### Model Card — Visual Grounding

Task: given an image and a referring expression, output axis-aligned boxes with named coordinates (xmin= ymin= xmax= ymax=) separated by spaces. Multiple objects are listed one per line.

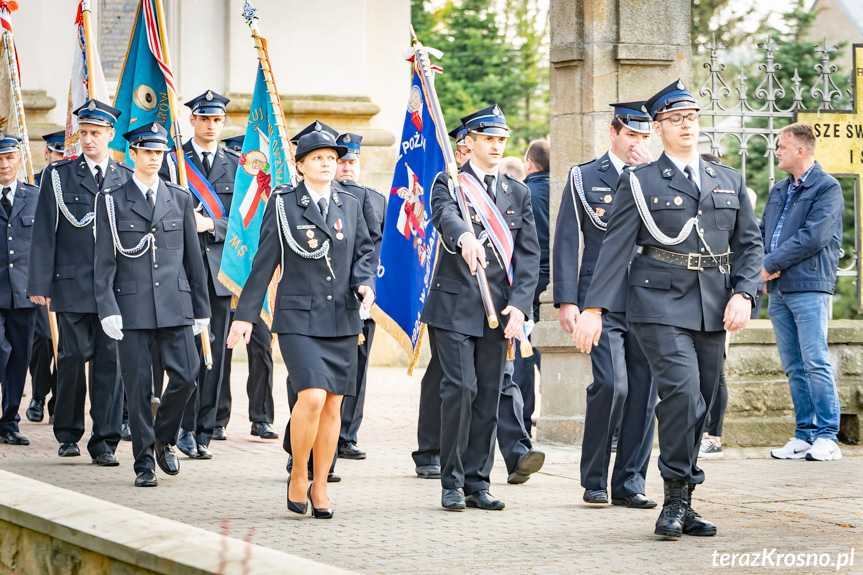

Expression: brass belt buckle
xmin=686 ymin=253 xmax=701 ymax=270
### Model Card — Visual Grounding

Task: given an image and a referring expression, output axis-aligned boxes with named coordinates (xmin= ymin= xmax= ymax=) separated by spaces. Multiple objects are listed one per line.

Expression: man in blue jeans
xmin=761 ymin=122 xmax=843 ymax=462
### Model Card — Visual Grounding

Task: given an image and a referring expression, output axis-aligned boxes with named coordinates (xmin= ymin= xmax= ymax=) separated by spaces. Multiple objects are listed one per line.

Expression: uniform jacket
xmin=160 ymin=140 xmax=239 ymax=297
xmin=0 ymin=181 xmax=39 ymax=309
xmin=760 ymin=162 xmax=842 ymax=294
xmin=233 ymin=181 xmax=376 ymax=337
xmin=420 ymin=162 xmax=540 ymax=338
xmin=338 ymin=179 xmax=386 ymax=266
xmin=27 ymin=155 xmax=133 ymax=314
xmin=93 ymin=178 xmax=210 ymax=329
xmin=553 ymin=153 xmax=629 ymax=312
xmin=584 ymin=152 xmax=762 ymax=332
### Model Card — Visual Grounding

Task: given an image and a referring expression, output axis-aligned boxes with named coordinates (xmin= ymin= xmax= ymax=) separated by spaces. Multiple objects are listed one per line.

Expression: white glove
xmin=359 ymin=305 xmax=371 ymax=321
xmin=523 ymin=318 xmax=535 ymax=338
xmin=101 ymin=315 xmax=124 ymax=341
xmin=192 ymin=318 xmax=210 ymax=336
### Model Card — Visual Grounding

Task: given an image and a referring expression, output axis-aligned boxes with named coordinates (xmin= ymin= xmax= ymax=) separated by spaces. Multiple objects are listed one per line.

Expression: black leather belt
xmin=639 ymin=246 xmax=730 ymax=270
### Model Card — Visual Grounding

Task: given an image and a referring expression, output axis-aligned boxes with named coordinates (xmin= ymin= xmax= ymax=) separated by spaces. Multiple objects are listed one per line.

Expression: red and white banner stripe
xmin=141 ymin=0 xmax=176 ymax=95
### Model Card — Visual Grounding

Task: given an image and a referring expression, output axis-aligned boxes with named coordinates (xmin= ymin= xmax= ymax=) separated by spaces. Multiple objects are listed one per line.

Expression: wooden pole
xmin=81 ymin=0 xmax=96 ymax=99
xmin=153 ymin=0 xmax=213 ymax=369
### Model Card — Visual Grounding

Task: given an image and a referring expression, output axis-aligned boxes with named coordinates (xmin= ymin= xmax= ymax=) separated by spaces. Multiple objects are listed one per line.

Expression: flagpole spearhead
xmin=242 ymin=0 xmax=259 ymax=28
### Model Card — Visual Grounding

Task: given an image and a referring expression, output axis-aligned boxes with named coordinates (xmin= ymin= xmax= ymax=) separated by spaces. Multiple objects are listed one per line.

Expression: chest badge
xmin=673 ymin=196 xmax=683 ymax=206
xmin=604 ymin=194 xmax=612 ymax=204
xmin=308 ymin=238 xmax=319 ymax=249
xmin=596 ymin=207 xmax=606 ymax=217
xmin=334 ymin=218 xmax=344 ymax=241
xmin=305 ymin=230 xmax=315 ymax=238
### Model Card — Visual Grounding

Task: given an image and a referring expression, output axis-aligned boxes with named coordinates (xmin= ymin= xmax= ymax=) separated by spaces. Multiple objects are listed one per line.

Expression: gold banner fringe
xmin=370 ymin=303 xmax=425 ymax=376
xmin=217 ymin=269 xmax=275 ymax=330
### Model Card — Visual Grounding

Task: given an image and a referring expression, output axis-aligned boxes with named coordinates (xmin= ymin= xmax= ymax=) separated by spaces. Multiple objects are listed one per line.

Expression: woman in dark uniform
xmin=227 ymin=130 xmax=375 ymax=518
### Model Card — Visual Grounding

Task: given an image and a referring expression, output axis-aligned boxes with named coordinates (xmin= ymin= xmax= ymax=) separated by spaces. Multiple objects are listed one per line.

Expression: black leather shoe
xmin=286 ymin=479 xmax=308 ymax=515
xmin=196 ymin=444 xmax=213 ymax=460
xmin=416 ymin=464 xmax=441 ymax=479
xmin=612 ymin=493 xmax=658 ymax=509
xmin=91 ymin=452 xmax=119 ymax=466
xmin=309 ymin=485 xmax=334 ymax=519
xmin=306 ymin=470 xmax=342 ymax=483
xmin=176 ymin=429 xmax=198 ymax=458
xmin=154 ymin=440 xmax=180 ymax=475
xmin=654 ymin=480 xmax=688 ymax=538
xmin=212 ymin=426 xmax=227 ymax=441
xmin=286 ymin=456 xmax=292 ymax=474
xmin=465 ymin=489 xmax=505 ymax=511
xmin=338 ymin=442 xmax=367 ymax=460
xmin=135 ymin=469 xmax=158 ymax=487
xmin=507 ymin=449 xmax=545 ymax=484
xmin=120 ymin=422 xmax=132 ymax=441
xmin=251 ymin=422 xmax=279 ymax=439
xmin=441 ymin=488 xmax=466 ymax=511
xmin=0 ymin=431 xmax=29 ymax=445
xmin=58 ymin=443 xmax=80 ymax=457
xmin=583 ymin=489 xmax=609 ymax=504
xmin=25 ymin=399 xmax=44 ymax=423
xmin=683 ymin=483 xmax=717 ymax=536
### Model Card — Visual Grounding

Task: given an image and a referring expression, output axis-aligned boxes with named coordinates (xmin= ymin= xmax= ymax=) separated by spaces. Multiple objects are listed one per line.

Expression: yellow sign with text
xmin=797 ymin=44 xmax=863 ymax=309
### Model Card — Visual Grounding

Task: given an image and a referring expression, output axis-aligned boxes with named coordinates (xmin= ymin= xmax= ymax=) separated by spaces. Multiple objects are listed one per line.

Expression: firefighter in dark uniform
xmin=160 ymin=90 xmax=238 ymax=457
xmin=27 ymin=99 xmax=131 ymax=463
xmin=333 ymin=132 xmax=386 ymax=461
xmin=554 ymin=101 xmax=658 ymax=508
xmin=0 ymin=133 xmax=39 ymax=445
xmin=574 ymin=80 xmax=762 ymax=538
xmin=94 ymin=122 xmax=210 ymax=487
xmin=227 ymin=129 xmax=376 ymax=518
xmin=26 ymin=129 xmax=66 ymax=424
xmin=215 ymin=133 xmax=278 ymax=441
xmin=422 ymin=105 xmax=540 ymax=511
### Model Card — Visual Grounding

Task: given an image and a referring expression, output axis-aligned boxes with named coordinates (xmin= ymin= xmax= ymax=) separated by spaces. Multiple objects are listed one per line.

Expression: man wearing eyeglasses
xmin=574 ymin=80 xmax=762 ymax=539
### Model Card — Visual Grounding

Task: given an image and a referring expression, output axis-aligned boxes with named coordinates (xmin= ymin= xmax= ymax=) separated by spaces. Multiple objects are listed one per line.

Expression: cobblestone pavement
xmin=1 ymin=363 xmax=861 ymax=574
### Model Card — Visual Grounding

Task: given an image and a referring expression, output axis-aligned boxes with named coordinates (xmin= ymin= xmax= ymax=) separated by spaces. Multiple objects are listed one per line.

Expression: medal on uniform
xmin=335 ymin=218 xmax=344 ymax=240
xmin=596 ymin=207 xmax=606 ymax=217
xmin=308 ymin=238 xmax=319 ymax=248
xmin=604 ymin=194 xmax=612 ymax=203
xmin=305 ymin=230 xmax=315 ymax=238
xmin=673 ymin=196 xmax=683 ymax=206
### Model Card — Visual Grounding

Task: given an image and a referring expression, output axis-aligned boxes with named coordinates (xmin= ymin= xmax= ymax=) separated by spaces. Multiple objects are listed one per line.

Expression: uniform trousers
xmin=53 ymin=312 xmax=122 ymax=457
xmin=433 ymin=324 xmax=507 ymax=494
xmin=632 ymin=323 xmax=725 ymax=484
xmin=496 ymin=359 xmax=533 ymax=475
xmin=0 ymin=307 xmax=36 ymax=433
xmin=182 ymin=279 xmax=230 ymax=445
xmin=339 ymin=319 xmax=375 ymax=445
xmin=29 ymin=306 xmax=56 ymax=415
xmin=511 ymin=280 xmax=545 ymax=434
xmin=219 ymin=314 xmax=275 ymax=426
xmin=120 ymin=327 xmax=199 ymax=474
xmin=580 ymin=312 xmax=656 ymax=497
xmin=412 ymin=328 xmax=442 ymax=468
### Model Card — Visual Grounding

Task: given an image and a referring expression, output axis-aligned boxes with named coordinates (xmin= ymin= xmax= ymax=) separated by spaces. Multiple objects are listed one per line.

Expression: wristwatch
xmin=735 ymin=291 xmax=756 ymax=308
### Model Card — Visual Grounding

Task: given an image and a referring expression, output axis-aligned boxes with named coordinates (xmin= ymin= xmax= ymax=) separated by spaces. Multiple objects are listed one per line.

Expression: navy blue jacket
xmin=760 ymin=162 xmax=842 ymax=294
xmin=0 ymin=181 xmax=39 ymax=309
xmin=525 ymin=171 xmax=549 ymax=280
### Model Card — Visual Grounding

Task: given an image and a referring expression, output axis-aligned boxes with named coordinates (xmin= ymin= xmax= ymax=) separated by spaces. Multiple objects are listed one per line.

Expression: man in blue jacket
xmin=762 ymin=123 xmax=843 ymax=462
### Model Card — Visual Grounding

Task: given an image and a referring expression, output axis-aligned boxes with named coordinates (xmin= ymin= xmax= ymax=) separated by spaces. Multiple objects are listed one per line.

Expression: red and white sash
xmin=458 ymin=172 xmax=514 ymax=284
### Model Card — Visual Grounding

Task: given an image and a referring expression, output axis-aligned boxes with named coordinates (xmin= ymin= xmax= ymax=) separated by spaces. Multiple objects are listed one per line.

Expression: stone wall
xmin=534 ymin=317 xmax=863 ymax=447
xmin=0 ymin=470 xmax=348 ymax=575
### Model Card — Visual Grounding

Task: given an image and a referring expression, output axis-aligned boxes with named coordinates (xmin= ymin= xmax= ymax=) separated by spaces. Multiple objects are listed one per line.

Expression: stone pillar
xmin=534 ymin=0 xmax=692 ymax=444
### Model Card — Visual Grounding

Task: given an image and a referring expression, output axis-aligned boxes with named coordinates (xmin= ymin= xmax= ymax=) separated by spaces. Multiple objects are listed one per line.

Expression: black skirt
xmin=278 ymin=333 xmax=358 ymax=396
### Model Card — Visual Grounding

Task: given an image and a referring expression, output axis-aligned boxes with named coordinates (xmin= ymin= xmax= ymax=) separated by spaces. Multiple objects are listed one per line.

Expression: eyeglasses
xmin=658 ymin=113 xmax=699 ymax=126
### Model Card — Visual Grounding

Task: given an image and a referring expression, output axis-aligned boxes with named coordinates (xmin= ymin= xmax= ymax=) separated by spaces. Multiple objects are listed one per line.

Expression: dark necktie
xmin=201 ymin=151 xmax=211 ymax=176
xmin=146 ymin=188 xmax=155 ymax=210
xmin=684 ymin=165 xmax=699 ymax=192
xmin=483 ymin=174 xmax=495 ymax=200
xmin=317 ymin=197 xmax=328 ymax=221
xmin=94 ymin=165 xmax=103 ymax=189
xmin=1 ymin=187 xmax=10 ymax=216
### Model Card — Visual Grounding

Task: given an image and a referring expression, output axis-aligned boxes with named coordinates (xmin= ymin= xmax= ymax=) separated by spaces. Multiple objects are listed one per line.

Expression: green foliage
xmin=410 ymin=0 xmax=549 ymax=157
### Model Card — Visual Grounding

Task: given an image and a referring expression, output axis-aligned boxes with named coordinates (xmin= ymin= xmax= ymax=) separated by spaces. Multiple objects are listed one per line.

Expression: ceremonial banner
xmin=64 ymin=0 xmax=109 ymax=157
xmin=0 ymin=0 xmax=34 ymax=181
xmin=218 ymin=63 xmax=291 ymax=323
xmin=109 ymin=0 xmax=175 ymax=159
xmin=371 ymin=69 xmax=445 ymax=372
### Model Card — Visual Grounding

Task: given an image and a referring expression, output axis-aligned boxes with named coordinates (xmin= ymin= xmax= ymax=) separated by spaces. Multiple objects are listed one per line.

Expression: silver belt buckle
xmin=686 ymin=253 xmax=701 ymax=270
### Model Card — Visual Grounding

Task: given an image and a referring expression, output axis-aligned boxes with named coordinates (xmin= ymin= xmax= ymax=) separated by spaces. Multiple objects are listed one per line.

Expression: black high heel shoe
xmin=309 ymin=484 xmax=334 ymax=519
xmin=287 ymin=478 xmax=308 ymax=515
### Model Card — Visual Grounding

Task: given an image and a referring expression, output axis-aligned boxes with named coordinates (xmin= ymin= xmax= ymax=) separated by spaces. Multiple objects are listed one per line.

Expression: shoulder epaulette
xmin=48 ymin=158 xmax=75 ymax=169
xmin=273 ymin=184 xmax=293 ymax=195
xmin=501 ymin=172 xmax=529 ymax=191
xmin=114 ymin=161 xmax=134 ymax=173
xmin=223 ymin=147 xmax=241 ymax=159
xmin=166 ymin=181 xmax=190 ymax=195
